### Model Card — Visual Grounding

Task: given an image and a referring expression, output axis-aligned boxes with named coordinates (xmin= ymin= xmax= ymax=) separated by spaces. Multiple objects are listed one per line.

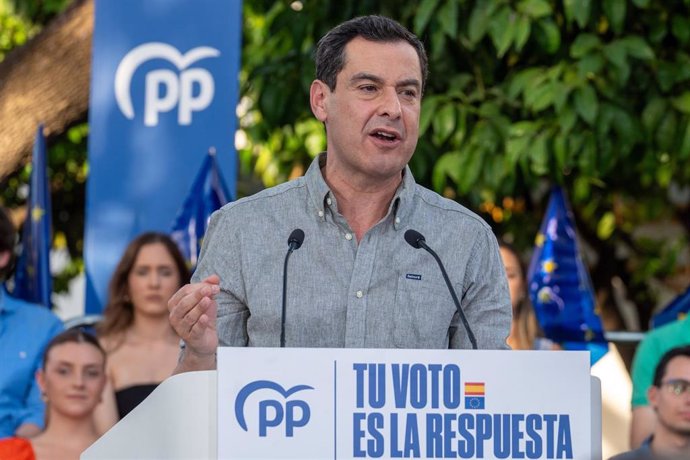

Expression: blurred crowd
xmin=2 ymin=199 xmax=690 ymax=459
xmin=1 ymin=197 xmax=689 ymax=460
xmin=0 ymin=207 xmax=189 ymax=459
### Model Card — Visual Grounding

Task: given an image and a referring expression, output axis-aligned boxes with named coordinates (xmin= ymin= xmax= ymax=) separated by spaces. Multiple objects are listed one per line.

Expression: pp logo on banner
xmin=234 ymin=380 xmax=313 ymax=437
xmin=114 ymin=42 xmax=220 ymax=127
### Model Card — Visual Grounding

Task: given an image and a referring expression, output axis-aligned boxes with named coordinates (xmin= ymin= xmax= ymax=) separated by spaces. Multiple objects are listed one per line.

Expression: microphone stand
xmin=404 ymin=229 xmax=478 ymax=349
xmin=281 ymin=229 xmax=304 ymax=347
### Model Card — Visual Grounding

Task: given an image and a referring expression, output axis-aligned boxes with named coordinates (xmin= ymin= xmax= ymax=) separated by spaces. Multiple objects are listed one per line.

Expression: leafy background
xmin=2 ymin=0 xmax=690 ymax=331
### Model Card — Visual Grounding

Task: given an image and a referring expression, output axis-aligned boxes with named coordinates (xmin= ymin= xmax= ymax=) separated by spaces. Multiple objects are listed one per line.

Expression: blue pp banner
xmin=84 ymin=0 xmax=241 ymax=313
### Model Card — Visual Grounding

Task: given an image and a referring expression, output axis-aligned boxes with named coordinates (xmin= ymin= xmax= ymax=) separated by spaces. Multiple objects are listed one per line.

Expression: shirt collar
xmin=305 ymin=152 xmax=416 ymax=230
xmin=305 ymin=153 xmax=331 ymax=220
xmin=640 ymin=436 xmax=653 ymax=451
xmin=391 ymin=163 xmax=416 ymax=229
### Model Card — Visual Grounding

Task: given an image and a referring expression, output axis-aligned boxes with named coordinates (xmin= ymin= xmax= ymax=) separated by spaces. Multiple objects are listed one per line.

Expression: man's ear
xmin=648 ymin=385 xmax=660 ymax=410
xmin=0 ymin=250 xmax=10 ymax=270
xmin=310 ymin=79 xmax=329 ymax=122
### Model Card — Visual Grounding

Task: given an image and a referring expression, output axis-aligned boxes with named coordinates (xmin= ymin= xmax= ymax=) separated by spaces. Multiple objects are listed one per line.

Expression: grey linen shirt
xmin=193 ymin=153 xmax=511 ymax=349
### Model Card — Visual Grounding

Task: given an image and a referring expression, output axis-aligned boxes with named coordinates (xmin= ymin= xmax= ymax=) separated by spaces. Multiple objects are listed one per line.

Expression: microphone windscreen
xmin=288 ymin=228 xmax=305 ymax=249
xmin=404 ymin=229 xmax=425 ymax=249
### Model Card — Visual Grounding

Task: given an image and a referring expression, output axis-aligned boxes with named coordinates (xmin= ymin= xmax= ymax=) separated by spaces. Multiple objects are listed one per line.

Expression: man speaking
xmin=168 ymin=15 xmax=511 ymax=373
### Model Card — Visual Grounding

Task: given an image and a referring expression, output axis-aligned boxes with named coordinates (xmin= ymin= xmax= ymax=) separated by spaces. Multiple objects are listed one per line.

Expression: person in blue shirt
xmin=0 ymin=207 xmax=62 ymax=439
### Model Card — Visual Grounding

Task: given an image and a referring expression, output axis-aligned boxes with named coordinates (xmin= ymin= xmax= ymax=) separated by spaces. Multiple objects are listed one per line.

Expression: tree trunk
xmin=0 ymin=0 xmax=93 ymax=180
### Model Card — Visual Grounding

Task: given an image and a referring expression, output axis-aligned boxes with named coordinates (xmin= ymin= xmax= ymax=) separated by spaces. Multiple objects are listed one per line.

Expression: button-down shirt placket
xmin=195 ymin=153 xmax=511 ymax=350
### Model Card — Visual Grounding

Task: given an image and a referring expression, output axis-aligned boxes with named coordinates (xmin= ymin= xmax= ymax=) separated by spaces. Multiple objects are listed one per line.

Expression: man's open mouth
xmin=372 ymin=130 xmax=399 ymax=141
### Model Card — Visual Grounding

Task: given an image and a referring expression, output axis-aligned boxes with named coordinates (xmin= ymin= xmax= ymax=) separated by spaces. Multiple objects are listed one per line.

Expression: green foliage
xmin=0 ymin=0 xmax=82 ymax=295
xmin=7 ymin=0 xmax=72 ymax=23
xmin=0 ymin=0 xmax=37 ymax=61
xmin=240 ymin=0 xmax=690 ymax=326
xmin=2 ymin=0 xmax=689 ymax=323
xmin=0 ymin=123 xmax=88 ymax=294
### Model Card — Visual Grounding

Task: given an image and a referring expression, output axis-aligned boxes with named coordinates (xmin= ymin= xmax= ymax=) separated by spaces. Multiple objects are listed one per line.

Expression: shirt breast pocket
xmin=393 ymin=271 xmax=458 ymax=348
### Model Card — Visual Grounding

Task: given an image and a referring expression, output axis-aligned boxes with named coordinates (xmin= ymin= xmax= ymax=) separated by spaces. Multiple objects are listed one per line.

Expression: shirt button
xmin=345 ymin=233 xmax=353 ymax=240
xmin=356 ymin=290 xmax=363 ymax=298
xmin=395 ymin=217 xmax=400 ymax=224
xmin=326 ymin=198 xmax=332 ymax=206
xmin=318 ymin=210 xmax=324 ymax=218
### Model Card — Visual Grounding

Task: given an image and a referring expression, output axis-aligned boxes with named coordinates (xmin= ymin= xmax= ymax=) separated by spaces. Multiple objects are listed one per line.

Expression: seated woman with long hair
xmin=95 ymin=232 xmax=190 ymax=431
xmin=0 ymin=329 xmax=107 ymax=460
xmin=499 ymin=241 xmax=558 ymax=350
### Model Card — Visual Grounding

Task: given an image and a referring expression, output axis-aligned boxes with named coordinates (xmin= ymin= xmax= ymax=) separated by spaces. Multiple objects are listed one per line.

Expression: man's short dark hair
xmin=0 ymin=207 xmax=17 ymax=280
xmin=652 ymin=345 xmax=690 ymax=387
xmin=315 ymin=15 xmax=429 ymax=94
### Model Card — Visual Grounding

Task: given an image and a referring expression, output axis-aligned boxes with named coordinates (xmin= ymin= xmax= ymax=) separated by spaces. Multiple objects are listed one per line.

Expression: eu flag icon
xmin=170 ymin=148 xmax=232 ymax=270
xmin=526 ymin=187 xmax=607 ymax=365
xmin=13 ymin=124 xmax=53 ymax=307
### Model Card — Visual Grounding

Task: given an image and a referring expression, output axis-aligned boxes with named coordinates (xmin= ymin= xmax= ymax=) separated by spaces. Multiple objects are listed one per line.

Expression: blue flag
xmin=170 ymin=149 xmax=231 ymax=269
xmin=527 ymin=187 xmax=607 ymax=365
xmin=13 ymin=124 xmax=52 ymax=307
xmin=651 ymin=287 xmax=690 ymax=329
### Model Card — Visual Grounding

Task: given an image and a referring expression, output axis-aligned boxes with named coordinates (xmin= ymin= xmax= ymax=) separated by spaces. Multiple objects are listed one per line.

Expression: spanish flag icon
xmin=464 ymin=382 xmax=485 ymax=410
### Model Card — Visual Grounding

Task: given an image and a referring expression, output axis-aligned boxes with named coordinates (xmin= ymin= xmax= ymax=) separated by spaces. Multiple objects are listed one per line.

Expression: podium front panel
xmin=218 ymin=348 xmax=590 ymax=460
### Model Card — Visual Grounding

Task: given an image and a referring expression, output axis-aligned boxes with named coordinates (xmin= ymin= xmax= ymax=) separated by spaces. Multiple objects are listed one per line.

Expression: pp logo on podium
xmin=234 ymin=380 xmax=313 ymax=437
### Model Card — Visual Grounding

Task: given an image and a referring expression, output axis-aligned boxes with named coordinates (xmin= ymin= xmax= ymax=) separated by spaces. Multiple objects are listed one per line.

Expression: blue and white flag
xmin=13 ymin=124 xmax=52 ymax=307
xmin=170 ymin=149 xmax=231 ymax=270
xmin=84 ymin=0 xmax=242 ymax=313
xmin=527 ymin=187 xmax=607 ymax=364
xmin=651 ymin=287 xmax=690 ymax=329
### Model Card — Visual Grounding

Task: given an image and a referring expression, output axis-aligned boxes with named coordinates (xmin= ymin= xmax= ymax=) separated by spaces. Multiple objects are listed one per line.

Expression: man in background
xmin=629 ymin=316 xmax=690 ymax=448
xmin=614 ymin=345 xmax=690 ymax=459
xmin=0 ymin=207 xmax=62 ymax=439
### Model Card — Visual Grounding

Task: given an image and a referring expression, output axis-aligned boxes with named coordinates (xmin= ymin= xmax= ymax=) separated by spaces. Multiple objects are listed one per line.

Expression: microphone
xmin=281 ymin=229 xmax=305 ymax=347
xmin=404 ymin=229 xmax=478 ymax=349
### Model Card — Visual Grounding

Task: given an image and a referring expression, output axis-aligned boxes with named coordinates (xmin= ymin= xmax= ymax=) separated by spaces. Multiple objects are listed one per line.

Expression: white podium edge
xmin=81 ymin=370 xmax=217 ymax=459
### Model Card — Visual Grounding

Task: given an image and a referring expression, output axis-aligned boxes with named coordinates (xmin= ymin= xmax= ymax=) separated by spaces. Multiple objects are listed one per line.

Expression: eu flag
xmin=170 ymin=149 xmax=232 ymax=270
xmin=464 ymin=397 xmax=485 ymax=410
xmin=527 ymin=187 xmax=607 ymax=364
xmin=651 ymin=287 xmax=690 ymax=329
xmin=13 ymin=124 xmax=53 ymax=307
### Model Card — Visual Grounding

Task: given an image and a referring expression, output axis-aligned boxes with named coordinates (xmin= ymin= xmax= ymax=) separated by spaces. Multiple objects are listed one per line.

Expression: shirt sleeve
xmin=630 ymin=333 xmax=657 ymax=407
xmin=19 ymin=371 xmax=45 ymax=430
xmin=450 ymin=227 xmax=511 ymax=350
xmin=193 ymin=209 xmax=249 ymax=347
xmin=18 ymin=316 xmax=63 ymax=429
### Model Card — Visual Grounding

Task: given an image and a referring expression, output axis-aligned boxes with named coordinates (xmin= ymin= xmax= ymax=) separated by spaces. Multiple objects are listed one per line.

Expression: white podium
xmin=83 ymin=349 xmax=602 ymax=460
xmin=82 ymin=370 xmax=217 ymax=459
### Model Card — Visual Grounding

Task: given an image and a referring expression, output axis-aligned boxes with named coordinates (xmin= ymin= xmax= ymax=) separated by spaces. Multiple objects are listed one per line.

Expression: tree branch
xmin=0 ymin=0 xmax=93 ymax=180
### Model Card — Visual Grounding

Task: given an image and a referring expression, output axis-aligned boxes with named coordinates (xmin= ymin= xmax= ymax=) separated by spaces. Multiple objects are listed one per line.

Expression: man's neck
xmin=651 ymin=430 xmax=690 ymax=455
xmin=322 ymin=162 xmax=402 ymax=242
